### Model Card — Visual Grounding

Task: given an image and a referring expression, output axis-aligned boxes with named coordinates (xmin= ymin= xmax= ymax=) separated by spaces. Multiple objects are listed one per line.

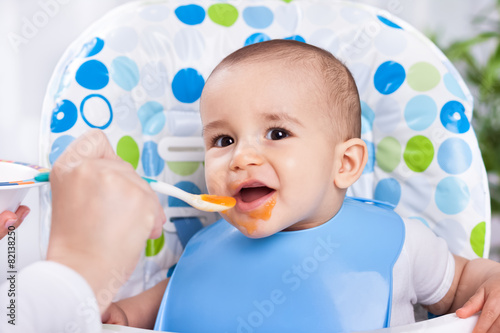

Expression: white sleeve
xmin=1 ymin=261 xmax=102 ymax=333
xmin=404 ymin=218 xmax=455 ymax=306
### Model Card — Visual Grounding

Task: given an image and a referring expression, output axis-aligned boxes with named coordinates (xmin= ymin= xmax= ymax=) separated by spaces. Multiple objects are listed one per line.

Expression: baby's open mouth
xmin=230 ymin=181 xmax=278 ymax=220
xmin=240 ymin=186 xmax=275 ymax=203
xmin=232 ymin=181 xmax=277 ymax=213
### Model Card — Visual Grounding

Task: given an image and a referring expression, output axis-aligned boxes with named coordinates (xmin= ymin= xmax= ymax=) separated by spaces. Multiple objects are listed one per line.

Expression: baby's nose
xmin=229 ymin=143 xmax=264 ymax=171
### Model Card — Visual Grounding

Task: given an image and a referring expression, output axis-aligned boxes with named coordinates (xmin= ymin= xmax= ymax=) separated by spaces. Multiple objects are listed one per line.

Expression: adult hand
xmin=46 ymin=129 xmax=166 ymax=313
xmin=0 ymin=205 xmax=30 ymax=239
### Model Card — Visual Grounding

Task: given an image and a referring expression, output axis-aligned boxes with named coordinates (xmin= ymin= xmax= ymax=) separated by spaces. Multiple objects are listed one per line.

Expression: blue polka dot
xmin=438 ymin=138 xmax=472 ymax=174
xmin=79 ymin=37 xmax=104 ymax=57
xmin=374 ymin=61 xmax=405 ymax=95
xmin=244 ymin=33 xmax=271 ymax=46
xmin=175 ymin=4 xmax=205 ymax=25
xmin=404 ymin=95 xmax=437 ymax=131
xmin=110 ymin=56 xmax=139 ymax=91
xmin=142 ymin=141 xmax=164 ymax=177
xmin=363 ymin=140 xmax=375 ymax=174
xmin=80 ymin=94 xmax=113 ymax=129
xmin=284 ymin=35 xmax=306 ymax=43
xmin=168 ymin=181 xmax=201 ymax=207
xmin=51 ymin=100 xmax=78 ymax=133
xmin=49 ymin=135 xmax=75 ymax=165
xmin=374 ymin=178 xmax=401 ymax=206
xmin=444 ymin=73 xmax=466 ymax=100
xmin=76 ymin=60 xmax=109 ymax=90
xmin=138 ymin=101 xmax=166 ymax=135
xmin=440 ymin=101 xmax=470 ymax=134
xmin=377 ymin=15 xmax=402 ymax=29
xmin=172 ymin=68 xmax=204 ymax=104
xmin=361 ymin=101 xmax=375 ymax=134
xmin=435 ymin=177 xmax=470 ymax=215
xmin=243 ymin=6 xmax=273 ymax=29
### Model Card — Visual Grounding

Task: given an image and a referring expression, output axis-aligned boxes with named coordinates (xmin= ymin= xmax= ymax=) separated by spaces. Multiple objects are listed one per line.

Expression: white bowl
xmin=0 ymin=160 xmax=50 ymax=213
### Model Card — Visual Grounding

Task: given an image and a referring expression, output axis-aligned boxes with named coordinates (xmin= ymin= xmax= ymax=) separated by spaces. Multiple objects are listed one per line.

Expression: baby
xmin=104 ymin=40 xmax=500 ymax=333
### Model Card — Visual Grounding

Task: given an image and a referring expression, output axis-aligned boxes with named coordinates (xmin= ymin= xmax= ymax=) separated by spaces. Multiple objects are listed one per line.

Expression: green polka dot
xmin=167 ymin=161 xmax=200 ymax=176
xmin=281 ymin=0 xmax=293 ymax=2
xmin=470 ymin=221 xmax=486 ymax=257
xmin=407 ymin=62 xmax=441 ymax=92
xmin=208 ymin=4 xmax=238 ymax=27
xmin=145 ymin=231 xmax=165 ymax=257
xmin=403 ymin=135 xmax=434 ymax=172
xmin=116 ymin=136 xmax=140 ymax=170
xmin=376 ymin=137 xmax=401 ymax=172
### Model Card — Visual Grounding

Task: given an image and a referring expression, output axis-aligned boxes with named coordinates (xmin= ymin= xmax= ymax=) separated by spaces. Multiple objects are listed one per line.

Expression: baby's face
xmin=201 ymin=62 xmax=345 ymax=238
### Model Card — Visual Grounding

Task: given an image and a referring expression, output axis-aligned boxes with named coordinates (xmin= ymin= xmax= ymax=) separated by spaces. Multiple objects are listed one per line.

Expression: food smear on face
xmin=238 ymin=197 xmax=277 ymax=235
xmin=200 ymin=194 xmax=236 ymax=208
xmin=249 ymin=197 xmax=276 ymax=220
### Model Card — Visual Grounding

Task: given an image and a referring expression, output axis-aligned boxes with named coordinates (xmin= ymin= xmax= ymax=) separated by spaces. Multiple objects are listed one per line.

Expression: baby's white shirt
xmin=390 ymin=217 xmax=455 ymax=326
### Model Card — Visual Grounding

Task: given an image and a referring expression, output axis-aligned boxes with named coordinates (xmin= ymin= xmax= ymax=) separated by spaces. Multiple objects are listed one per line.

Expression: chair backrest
xmin=39 ymin=0 xmax=491 ymax=297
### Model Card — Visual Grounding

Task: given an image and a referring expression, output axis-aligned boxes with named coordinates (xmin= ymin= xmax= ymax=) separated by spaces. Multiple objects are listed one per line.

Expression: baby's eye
xmin=266 ymin=128 xmax=289 ymax=141
xmin=214 ymin=136 xmax=234 ymax=147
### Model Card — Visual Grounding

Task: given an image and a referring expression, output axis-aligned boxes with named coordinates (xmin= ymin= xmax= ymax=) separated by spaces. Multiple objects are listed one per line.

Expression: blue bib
xmin=155 ymin=197 xmax=405 ymax=332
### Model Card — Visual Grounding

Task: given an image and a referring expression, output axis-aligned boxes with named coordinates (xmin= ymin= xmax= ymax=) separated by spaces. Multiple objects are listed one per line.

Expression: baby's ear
xmin=333 ymin=138 xmax=368 ymax=189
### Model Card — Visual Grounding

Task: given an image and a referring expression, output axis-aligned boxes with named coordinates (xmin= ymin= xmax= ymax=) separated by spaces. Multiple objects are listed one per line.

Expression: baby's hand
xmin=456 ymin=274 xmax=500 ymax=333
xmin=102 ymin=302 xmax=129 ymax=326
xmin=0 ymin=205 xmax=30 ymax=239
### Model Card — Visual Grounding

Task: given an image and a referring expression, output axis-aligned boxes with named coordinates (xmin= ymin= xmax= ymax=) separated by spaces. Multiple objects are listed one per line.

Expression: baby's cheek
xmin=206 ymin=172 xmax=226 ymax=195
xmin=204 ymin=157 xmax=229 ymax=194
xmin=282 ymin=154 xmax=299 ymax=169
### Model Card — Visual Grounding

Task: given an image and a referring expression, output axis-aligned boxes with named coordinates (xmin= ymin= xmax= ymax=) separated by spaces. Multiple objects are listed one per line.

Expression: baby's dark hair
xmin=207 ymin=39 xmax=361 ymax=140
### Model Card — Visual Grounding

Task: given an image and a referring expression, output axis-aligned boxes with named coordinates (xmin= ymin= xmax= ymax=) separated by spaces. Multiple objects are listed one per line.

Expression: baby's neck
xmin=282 ymin=197 xmax=344 ymax=232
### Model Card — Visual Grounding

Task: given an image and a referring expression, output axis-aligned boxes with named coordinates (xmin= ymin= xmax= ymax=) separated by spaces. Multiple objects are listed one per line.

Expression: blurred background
xmin=0 ymin=0 xmax=499 ymax=267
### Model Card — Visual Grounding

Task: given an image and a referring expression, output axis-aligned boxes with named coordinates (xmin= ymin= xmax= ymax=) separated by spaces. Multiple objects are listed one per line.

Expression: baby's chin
xmin=222 ymin=216 xmax=282 ymax=239
xmin=240 ymin=228 xmax=276 ymax=239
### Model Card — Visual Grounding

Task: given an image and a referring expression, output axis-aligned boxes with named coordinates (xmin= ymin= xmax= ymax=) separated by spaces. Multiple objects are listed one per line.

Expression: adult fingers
xmin=0 ymin=206 xmax=30 ymax=239
xmin=15 ymin=205 xmax=31 ymax=222
xmin=52 ymin=129 xmax=120 ymax=179
xmin=51 ymin=157 xmax=164 ymax=242
xmin=148 ymin=202 xmax=166 ymax=240
xmin=485 ymin=316 xmax=500 ymax=333
xmin=71 ymin=129 xmax=119 ymax=160
xmin=83 ymin=158 xmax=166 ymax=238
xmin=0 ymin=210 xmax=18 ymax=239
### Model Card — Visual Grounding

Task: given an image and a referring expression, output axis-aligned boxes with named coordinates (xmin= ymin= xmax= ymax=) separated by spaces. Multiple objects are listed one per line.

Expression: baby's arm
xmin=102 ymin=278 xmax=169 ymax=329
xmin=426 ymin=255 xmax=500 ymax=333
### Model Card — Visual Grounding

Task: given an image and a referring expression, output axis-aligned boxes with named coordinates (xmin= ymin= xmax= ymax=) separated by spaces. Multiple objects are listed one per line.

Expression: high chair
xmin=39 ymin=0 xmax=490 ymax=331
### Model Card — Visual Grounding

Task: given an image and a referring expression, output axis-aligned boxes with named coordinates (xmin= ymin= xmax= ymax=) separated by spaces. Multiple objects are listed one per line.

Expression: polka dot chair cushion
xmin=39 ymin=0 xmax=491 ymax=296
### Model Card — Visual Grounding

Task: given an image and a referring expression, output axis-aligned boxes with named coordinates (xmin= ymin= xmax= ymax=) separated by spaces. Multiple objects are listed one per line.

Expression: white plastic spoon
xmin=34 ymin=172 xmax=235 ymax=213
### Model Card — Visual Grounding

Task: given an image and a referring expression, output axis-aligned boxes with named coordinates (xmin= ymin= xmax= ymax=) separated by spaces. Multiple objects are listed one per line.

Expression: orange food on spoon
xmin=200 ymin=195 xmax=236 ymax=208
